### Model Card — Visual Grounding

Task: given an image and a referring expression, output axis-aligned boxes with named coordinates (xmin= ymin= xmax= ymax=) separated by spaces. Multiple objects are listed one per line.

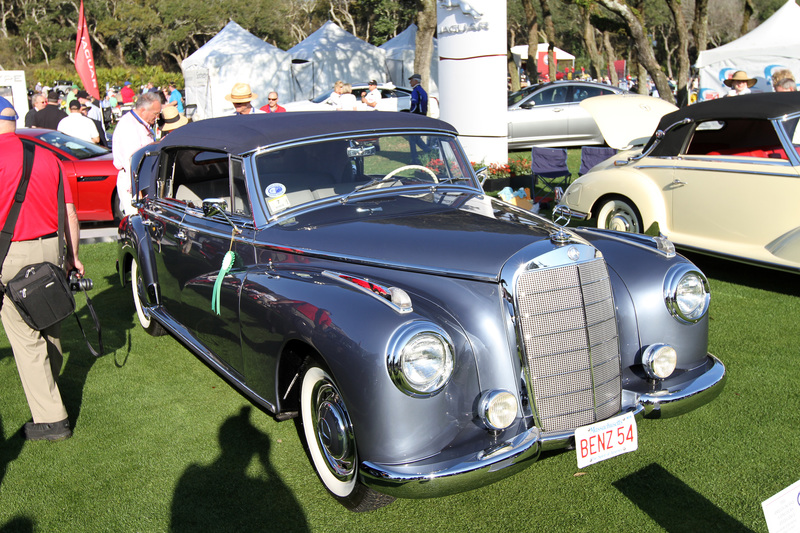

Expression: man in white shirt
xmin=76 ymin=90 xmax=104 ymax=123
xmin=361 ymin=80 xmax=382 ymax=110
xmin=112 ymin=92 xmax=162 ymax=216
xmin=57 ymin=100 xmax=100 ymax=144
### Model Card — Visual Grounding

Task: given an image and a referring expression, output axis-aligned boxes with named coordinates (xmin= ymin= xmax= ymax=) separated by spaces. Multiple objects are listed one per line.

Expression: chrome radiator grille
xmin=516 ymin=258 xmax=621 ymax=433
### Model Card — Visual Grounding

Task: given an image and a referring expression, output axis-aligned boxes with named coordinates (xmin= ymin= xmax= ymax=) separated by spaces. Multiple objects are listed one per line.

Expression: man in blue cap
xmin=408 ymin=74 xmax=428 ymax=116
xmin=0 ymin=96 xmax=83 ymax=441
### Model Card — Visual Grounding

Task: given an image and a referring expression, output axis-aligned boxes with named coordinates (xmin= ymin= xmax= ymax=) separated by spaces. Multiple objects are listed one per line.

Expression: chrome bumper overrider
xmin=360 ymin=354 xmax=725 ymax=499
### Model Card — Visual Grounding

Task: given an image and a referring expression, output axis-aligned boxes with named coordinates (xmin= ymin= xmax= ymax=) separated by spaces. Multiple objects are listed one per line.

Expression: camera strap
xmin=73 ymin=285 xmax=104 ymax=358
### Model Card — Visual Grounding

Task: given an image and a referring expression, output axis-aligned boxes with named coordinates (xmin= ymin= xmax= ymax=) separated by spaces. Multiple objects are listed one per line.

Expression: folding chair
xmin=579 ymin=146 xmax=617 ymax=176
xmin=530 ymin=147 xmax=570 ymax=205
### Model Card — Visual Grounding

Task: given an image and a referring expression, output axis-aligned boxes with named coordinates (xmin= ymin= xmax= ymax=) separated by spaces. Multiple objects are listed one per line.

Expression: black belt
xmin=34 ymin=232 xmax=58 ymax=240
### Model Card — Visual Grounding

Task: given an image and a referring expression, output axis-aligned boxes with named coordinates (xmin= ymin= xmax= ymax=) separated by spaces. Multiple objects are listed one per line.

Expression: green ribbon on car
xmin=212 ymin=250 xmax=236 ymax=315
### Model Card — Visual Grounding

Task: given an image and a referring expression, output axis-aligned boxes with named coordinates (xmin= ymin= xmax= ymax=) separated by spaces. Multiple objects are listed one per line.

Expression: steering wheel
xmin=379 ymin=164 xmax=439 ymax=187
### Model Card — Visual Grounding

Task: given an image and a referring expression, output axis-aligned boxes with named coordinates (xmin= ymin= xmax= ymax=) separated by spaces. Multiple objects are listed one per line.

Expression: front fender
xmin=238 ymin=266 xmax=481 ymax=465
xmin=117 ymin=215 xmax=160 ymax=305
xmin=563 ymin=167 xmax=668 ymax=231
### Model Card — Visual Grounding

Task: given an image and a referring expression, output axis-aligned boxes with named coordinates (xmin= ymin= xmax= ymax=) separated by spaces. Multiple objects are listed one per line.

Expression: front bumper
xmin=360 ymin=354 xmax=725 ymax=499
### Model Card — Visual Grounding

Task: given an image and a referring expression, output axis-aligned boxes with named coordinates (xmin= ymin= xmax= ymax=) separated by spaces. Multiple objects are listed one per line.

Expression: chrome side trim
xmin=360 ymin=426 xmax=541 ymax=499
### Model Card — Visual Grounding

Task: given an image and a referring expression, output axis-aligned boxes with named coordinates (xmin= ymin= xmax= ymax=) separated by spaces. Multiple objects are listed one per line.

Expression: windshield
xmin=37 ymin=131 xmax=110 ymax=159
xmin=255 ymin=134 xmax=475 ymax=217
xmin=508 ymin=84 xmax=542 ymax=106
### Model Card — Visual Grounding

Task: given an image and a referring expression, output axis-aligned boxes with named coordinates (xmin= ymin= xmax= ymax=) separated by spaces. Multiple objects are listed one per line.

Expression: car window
xmin=527 ymin=86 xmax=568 ymax=106
xmin=160 ymin=148 xmax=245 ymax=212
xmin=255 ymin=134 xmax=473 ymax=217
xmin=685 ymin=119 xmax=787 ymax=158
xmin=572 ymin=86 xmax=614 ymax=102
xmin=37 ymin=131 xmax=110 ymax=160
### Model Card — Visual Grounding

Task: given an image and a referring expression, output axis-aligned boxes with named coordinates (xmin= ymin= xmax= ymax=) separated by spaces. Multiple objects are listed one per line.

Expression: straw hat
xmin=161 ymin=106 xmax=189 ymax=132
xmin=724 ymin=70 xmax=757 ymax=88
xmin=225 ymin=82 xmax=257 ymax=103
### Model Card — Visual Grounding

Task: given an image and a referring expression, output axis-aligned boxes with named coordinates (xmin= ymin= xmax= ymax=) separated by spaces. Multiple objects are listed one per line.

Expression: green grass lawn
xmin=1 ymin=241 xmax=798 ymax=532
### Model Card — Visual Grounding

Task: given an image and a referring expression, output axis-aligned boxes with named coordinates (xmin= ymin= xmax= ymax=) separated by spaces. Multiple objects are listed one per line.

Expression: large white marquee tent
xmin=181 ymin=21 xmax=293 ymax=120
xmin=288 ymin=21 xmax=389 ymax=100
xmin=380 ymin=24 xmax=439 ymax=94
xmin=696 ymin=0 xmax=800 ymax=100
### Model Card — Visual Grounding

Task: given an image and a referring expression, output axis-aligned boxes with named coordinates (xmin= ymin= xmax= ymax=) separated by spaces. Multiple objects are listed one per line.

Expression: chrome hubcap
xmin=313 ymin=382 xmax=355 ymax=481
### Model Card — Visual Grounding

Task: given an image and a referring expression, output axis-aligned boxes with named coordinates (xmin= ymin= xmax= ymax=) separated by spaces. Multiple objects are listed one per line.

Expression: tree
xmin=665 ymin=0 xmax=690 ymax=106
xmin=414 ymin=0 xmax=436 ymax=93
xmin=594 ymin=0 xmax=675 ymax=104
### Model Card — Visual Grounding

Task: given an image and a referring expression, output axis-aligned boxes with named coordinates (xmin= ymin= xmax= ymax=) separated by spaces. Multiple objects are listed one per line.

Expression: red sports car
xmin=17 ymin=128 xmax=120 ymax=222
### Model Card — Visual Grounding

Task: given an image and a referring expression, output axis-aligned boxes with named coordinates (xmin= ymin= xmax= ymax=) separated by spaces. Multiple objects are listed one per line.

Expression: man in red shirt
xmin=260 ymin=91 xmax=286 ymax=113
xmin=0 ymin=96 xmax=83 ymax=441
xmin=119 ymin=81 xmax=136 ymax=105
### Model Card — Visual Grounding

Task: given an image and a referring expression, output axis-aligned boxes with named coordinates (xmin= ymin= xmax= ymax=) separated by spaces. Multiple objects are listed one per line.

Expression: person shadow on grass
xmin=170 ymin=405 xmax=309 ymax=533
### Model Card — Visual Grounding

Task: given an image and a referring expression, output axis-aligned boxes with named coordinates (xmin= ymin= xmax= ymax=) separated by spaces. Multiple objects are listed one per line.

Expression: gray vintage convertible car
xmin=117 ymin=112 xmax=726 ymax=511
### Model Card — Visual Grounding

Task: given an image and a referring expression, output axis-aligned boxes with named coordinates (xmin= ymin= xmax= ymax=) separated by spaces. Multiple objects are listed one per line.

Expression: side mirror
xmin=202 ymin=198 xmax=228 ymax=218
xmin=475 ymin=166 xmax=489 ymax=186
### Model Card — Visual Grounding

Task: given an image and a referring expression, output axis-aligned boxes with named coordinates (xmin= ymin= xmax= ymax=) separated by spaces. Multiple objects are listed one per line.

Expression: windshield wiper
xmin=339 ymin=176 xmax=403 ymax=204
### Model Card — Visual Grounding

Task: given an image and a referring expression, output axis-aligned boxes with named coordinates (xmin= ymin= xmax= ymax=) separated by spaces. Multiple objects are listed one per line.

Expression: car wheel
xmin=131 ymin=259 xmax=166 ymax=336
xmin=300 ymin=364 xmax=395 ymax=512
xmin=596 ymin=196 xmax=643 ymax=233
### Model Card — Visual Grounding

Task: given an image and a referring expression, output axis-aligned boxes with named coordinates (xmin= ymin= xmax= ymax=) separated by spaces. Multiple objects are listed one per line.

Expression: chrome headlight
xmin=387 ymin=322 xmax=454 ymax=397
xmin=479 ymin=390 xmax=519 ymax=431
xmin=664 ymin=264 xmax=710 ymax=324
xmin=642 ymin=344 xmax=677 ymax=379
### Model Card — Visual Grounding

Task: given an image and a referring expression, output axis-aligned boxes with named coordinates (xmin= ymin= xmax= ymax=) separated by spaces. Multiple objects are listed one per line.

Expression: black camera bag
xmin=5 ymin=261 xmax=75 ymax=330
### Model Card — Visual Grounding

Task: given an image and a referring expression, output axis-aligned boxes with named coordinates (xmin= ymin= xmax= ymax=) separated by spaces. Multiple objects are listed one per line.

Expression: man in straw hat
xmin=724 ymin=70 xmax=757 ymax=97
xmin=161 ymin=106 xmax=189 ymax=136
xmin=225 ymin=82 xmax=264 ymax=115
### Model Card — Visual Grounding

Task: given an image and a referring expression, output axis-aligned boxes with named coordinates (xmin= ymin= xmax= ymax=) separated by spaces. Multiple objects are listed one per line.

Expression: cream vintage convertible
xmin=559 ymin=92 xmax=800 ymax=273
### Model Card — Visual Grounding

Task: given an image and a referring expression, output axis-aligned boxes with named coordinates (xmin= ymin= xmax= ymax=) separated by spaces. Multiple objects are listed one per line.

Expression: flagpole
xmin=75 ymin=0 xmax=100 ymax=100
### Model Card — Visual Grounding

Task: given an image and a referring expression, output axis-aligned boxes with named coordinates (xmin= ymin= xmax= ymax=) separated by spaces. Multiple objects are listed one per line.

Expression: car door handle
xmin=672 ymin=178 xmax=687 ymax=185
xmin=175 ymin=229 xmax=187 ymax=241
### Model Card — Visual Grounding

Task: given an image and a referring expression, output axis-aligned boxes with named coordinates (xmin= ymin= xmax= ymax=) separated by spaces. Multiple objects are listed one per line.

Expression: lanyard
xmin=130 ymin=110 xmax=155 ymax=139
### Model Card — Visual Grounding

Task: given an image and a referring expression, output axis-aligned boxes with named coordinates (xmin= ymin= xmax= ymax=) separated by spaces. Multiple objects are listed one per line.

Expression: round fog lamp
xmin=642 ymin=344 xmax=677 ymax=379
xmin=479 ymin=390 xmax=518 ymax=431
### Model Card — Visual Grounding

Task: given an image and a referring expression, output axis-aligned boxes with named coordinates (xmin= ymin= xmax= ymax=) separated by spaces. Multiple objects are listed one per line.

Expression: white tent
xmin=380 ymin=24 xmax=439 ymax=94
xmin=288 ymin=21 xmax=389 ymax=100
xmin=511 ymin=43 xmax=575 ymax=75
xmin=181 ymin=21 xmax=294 ymax=120
xmin=696 ymin=0 xmax=800 ymax=100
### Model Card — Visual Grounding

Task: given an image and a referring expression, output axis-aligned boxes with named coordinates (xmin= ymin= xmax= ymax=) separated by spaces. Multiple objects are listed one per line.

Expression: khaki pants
xmin=1 ymin=237 xmax=68 ymax=423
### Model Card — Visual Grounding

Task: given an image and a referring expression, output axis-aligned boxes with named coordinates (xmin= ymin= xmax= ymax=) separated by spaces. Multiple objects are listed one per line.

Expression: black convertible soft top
xmin=655 ymin=92 xmax=800 ymax=131
xmin=157 ymin=111 xmax=458 ymax=155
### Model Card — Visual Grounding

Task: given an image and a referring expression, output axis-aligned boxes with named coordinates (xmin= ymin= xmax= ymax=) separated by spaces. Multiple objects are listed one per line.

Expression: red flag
xmin=75 ymin=0 xmax=100 ymax=100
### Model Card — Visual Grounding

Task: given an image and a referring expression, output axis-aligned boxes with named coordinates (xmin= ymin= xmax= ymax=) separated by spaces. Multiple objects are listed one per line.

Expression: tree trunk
xmin=665 ymin=0 xmax=690 ymax=107
xmin=742 ymin=0 xmax=755 ymax=36
xmin=508 ymin=49 xmax=521 ymax=92
xmin=580 ymin=6 xmax=604 ymax=81
xmin=692 ymin=0 xmax=709 ymax=60
xmin=415 ymin=0 xmax=437 ymax=93
xmin=603 ymin=31 xmax=618 ymax=85
xmin=539 ymin=0 xmax=556 ymax=81
xmin=521 ymin=0 xmax=539 ymax=84
xmin=596 ymin=0 xmax=676 ymax=105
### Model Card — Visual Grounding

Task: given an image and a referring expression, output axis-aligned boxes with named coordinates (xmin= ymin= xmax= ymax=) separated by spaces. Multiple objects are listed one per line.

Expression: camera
xmin=69 ymin=271 xmax=93 ymax=292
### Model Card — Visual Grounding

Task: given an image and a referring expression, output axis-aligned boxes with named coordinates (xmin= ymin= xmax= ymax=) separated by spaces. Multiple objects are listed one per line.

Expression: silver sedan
xmin=508 ymin=80 xmax=627 ymax=149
